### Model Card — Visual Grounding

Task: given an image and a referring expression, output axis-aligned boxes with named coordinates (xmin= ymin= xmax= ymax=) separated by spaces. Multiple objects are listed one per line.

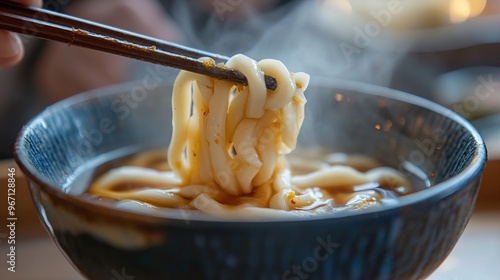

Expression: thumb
xmin=0 ymin=31 xmax=24 ymax=68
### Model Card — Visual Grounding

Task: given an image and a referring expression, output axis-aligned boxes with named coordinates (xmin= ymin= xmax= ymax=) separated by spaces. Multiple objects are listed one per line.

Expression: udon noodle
xmin=88 ymin=54 xmax=411 ymax=218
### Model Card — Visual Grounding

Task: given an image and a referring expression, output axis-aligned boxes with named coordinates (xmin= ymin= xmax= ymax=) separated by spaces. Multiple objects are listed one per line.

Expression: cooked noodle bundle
xmin=169 ymin=55 xmax=308 ymax=195
xmin=89 ymin=54 xmax=410 ymax=218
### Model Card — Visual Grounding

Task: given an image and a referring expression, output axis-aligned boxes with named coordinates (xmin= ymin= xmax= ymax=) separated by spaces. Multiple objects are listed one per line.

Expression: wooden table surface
xmin=0 ymin=160 xmax=498 ymax=280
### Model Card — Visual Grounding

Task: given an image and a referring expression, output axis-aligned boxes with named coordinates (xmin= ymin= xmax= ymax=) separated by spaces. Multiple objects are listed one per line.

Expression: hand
xmin=0 ymin=0 xmax=42 ymax=67
xmin=34 ymin=0 xmax=181 ymax=102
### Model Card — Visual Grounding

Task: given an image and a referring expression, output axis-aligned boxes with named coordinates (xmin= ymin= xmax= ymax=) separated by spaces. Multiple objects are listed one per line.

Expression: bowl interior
xmin=15 ymin=77 xmax=486 ymax=220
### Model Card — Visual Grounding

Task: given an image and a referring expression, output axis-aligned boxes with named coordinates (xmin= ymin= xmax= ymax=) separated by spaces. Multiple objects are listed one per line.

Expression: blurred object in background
xmin=328 ymin=0 xmax=500 ymax=155
xmin=0 ymin=0 xmax=499 ymax=163
xmin=349 ymin=0 xmax=488 ymax=29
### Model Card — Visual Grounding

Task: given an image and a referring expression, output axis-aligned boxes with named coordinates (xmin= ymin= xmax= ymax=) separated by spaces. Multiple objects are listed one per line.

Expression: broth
xmin=79 ymin=149 xmax=423 ymax=218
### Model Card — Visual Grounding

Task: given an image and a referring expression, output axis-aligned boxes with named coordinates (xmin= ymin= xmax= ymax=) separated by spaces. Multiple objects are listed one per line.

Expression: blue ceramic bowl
xmin=15 ymin=78 xmax=486 ymax=280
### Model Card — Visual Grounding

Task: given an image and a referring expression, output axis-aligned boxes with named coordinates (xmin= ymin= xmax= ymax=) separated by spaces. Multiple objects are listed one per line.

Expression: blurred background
xmin=1 ymin=0 xmax=500 ymax=160
xmin=0 ymin=0 xmax=499 ymax=279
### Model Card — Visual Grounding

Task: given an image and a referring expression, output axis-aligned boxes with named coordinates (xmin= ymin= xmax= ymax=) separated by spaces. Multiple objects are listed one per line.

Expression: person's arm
xmin=0 ymin=0 xmax=42 ymax=67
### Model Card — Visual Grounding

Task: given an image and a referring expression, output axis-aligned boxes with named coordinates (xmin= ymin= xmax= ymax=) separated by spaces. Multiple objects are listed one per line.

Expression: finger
xmin=0 ymin=31 xmax=24 ymax=68
xmin=15 ymin=0 xmax=43 ymax=7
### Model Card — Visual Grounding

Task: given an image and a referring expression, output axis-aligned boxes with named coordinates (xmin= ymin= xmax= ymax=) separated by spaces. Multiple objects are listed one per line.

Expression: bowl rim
xmin=14 ymin=77 xmax=487 ymax=225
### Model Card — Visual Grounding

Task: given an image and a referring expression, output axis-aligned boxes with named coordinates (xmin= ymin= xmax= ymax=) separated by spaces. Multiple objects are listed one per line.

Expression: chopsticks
xmin=0 ymin=1 xmax=277 ymax=90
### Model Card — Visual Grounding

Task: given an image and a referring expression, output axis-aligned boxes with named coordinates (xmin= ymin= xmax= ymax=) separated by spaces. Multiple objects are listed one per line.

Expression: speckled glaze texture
xmin=15 ymin=78 xmax=486 ymax=280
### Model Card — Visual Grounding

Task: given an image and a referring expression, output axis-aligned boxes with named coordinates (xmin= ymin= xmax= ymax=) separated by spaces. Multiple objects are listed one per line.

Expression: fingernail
xmin=0 ymin=32 xmax=22 ymax=58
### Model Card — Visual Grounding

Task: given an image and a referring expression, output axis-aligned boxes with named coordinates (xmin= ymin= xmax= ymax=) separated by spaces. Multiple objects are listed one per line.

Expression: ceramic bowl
xmin=15 ymin=78 xmax=487 ymax=280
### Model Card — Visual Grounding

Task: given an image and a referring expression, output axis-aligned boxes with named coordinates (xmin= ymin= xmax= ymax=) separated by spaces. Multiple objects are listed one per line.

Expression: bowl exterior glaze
xmin=16 ymin=79 xmax=486 ymax=280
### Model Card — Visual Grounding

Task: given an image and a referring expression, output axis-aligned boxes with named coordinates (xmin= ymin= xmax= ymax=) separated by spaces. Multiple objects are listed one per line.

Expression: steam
xmin=164 ymin=0 xmax=411 ymax=87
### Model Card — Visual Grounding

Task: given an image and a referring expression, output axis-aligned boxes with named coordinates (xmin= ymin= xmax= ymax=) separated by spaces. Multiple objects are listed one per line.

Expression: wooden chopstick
xmin=0 ymin=1 xmax=277 ymax=90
